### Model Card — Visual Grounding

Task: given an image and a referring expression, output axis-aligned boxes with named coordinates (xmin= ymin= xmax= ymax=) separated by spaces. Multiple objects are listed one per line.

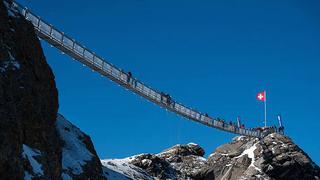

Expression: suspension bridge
xmin=5 ymin=0 xmax=279 ymax=138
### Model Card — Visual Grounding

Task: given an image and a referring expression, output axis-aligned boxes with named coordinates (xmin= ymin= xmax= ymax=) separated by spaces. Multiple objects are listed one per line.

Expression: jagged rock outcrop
xmin=261 ymin=134 xmax=319 ymax=179
xmin=103 ymin=143 xmax=208 ymax=180
xmin=155 ymin=143 xmax=207 ymax=179
xmin=0 ymin=1 xmax=105 ymax=179
xmin=206 ymin=134 xmax=320 ymax=180
xmin=103 ymin=134 xmax=320 ymax=180
xmin=130 ymin=143 xmax=208 ymax=179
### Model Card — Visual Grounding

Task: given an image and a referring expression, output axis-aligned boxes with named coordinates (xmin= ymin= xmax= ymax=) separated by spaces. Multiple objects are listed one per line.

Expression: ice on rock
xmin=0 ymin=51 xmax=21 ymax=73
xmin=22 ymin=144 xmax=44 ymax=177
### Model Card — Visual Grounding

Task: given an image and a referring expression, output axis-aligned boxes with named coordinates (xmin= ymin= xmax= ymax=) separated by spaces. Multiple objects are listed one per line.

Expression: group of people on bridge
xmin=127 ymin=71 xmax=173 ymax=106
xmin=251 ymin=126 xmax=285 ymax=135
xmin=125 ymin=70 xmax=285 ymax=136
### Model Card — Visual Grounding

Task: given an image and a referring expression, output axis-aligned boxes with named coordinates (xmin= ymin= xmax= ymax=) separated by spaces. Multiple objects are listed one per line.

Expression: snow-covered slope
xmin=22 ymin=144 xmax=45 ymax=180
xmin=102 ymin=157 xmax=154 ymax=180
xmin=56 ymin=115 xmax=94 ymax=176
xmin=56 ymin=114 xmax=104 ymax=179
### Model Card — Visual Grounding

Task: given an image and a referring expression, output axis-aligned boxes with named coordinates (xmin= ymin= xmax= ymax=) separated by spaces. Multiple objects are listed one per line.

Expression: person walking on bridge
xmin=160 ymin=92 xmax=165 ymax=103
xmin=127 ymin=71 xmax=132 ymax=84
xmin=127 ymin=71 xmax=136 ymax=87
xmin=166 ymin=94 xmax=172 ymax=106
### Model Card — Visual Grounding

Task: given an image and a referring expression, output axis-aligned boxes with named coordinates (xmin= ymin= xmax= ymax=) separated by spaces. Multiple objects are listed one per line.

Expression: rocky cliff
xmin=0 ymin=0 xmax=60 ymax=178
xmin=0 ymin=0 xmax=104 ymax=179
xmin=102 ymin=134 xmax=320 ymax=180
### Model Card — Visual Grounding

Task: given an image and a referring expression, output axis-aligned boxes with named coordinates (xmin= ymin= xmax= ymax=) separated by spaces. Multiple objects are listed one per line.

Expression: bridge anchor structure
xmin=5 ymin=0 xmax=281 ymax=138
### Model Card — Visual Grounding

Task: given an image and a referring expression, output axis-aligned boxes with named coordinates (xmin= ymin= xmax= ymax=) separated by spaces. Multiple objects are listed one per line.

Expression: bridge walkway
xmin=6 ymin=0 xmax=267 ymax=138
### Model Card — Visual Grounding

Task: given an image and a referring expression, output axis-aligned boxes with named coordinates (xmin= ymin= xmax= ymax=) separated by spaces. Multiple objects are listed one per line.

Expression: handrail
xmin=5 ymin=0 xmax=267 ymax=138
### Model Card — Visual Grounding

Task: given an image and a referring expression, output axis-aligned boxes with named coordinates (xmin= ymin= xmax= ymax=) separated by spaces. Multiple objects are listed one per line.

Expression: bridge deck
xmin=6 ymin=0 xmax=266 ymax=138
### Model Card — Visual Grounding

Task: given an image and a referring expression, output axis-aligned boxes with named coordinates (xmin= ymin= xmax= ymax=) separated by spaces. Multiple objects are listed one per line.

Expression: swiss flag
xmin=256 ymin=91 xmax=266 ymax=101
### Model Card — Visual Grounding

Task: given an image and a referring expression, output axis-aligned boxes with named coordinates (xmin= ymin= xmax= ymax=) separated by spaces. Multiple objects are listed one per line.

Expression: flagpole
xmin=264 ymin=90 xmax=267 ymax=127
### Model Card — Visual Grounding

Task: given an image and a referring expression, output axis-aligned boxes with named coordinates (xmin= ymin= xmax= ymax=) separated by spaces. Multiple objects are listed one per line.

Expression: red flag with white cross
xmin=256 ymin=91 xmax=266 ymax=101
xmin=257 ymin=90 xmax=267 ymax=127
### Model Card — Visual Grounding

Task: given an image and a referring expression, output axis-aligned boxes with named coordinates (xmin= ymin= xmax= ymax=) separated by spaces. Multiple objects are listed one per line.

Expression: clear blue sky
xmin=19 ymin=0 xmax=320 ymax=164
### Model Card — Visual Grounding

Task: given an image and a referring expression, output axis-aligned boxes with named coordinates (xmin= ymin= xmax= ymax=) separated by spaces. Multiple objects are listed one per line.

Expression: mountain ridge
xmin=102 ymin=134 xmax=320 ymax=180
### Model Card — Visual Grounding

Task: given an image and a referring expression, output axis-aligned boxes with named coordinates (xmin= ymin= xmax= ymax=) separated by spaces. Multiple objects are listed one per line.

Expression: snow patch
xmin=235 ymin=143 xmax=261 ymax=172
xmin=56 ymin=114 xmax=94 ymax=175
xmin=0 ymin=51 xmax=21 ymax=73
xmin=196 ymin=156 xmax=207 ymax=162
xmin=220 ymin=153 xmax=229 ymax=156
xmin=101 ymin=158 xmax=154 ymax=180
xmin=142 ymin=159 xmax=152 ymax=165
xmin=188 ymin=142 xmax=198 ymax=146
xmin=8 ymin=51 xmax=20 ymax=69
xmin=233 ymin=136 xmax=245 ymax=141
xmin=22 ymin=144 xmax=44 ymax=177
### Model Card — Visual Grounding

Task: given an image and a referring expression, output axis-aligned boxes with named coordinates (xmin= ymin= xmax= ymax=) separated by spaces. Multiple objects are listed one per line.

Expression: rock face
xmin=0 ymin=0 xmax=60 ymax=178
xmin=103 ymin=143 xmax=209 ymax=180
xmin=206 ymin=134 xmax=320 ymax=180
xmin=130 ymin=143 xmax=208 ymax=179
xmin=0 ymin=1 xmax=104 ymax=179
xmin=103 ymin=134 xmax=320 ymax=180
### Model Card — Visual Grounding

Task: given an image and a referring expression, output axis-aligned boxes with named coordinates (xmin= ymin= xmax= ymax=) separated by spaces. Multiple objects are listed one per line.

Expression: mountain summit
xmin=102 ymin=133 xmax=320 ymax=180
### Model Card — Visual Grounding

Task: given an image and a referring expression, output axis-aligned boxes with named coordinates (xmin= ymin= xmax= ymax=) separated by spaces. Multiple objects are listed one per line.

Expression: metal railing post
xmin=61 ymin=33 xmax=65 ymax=46
xmin=71 ymin=40 xmax=75 ymax=50
xmin=49 ymin=25 xmax=53 ymax=37
xmin=92 ymin=54 xmax=96 ymax=66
